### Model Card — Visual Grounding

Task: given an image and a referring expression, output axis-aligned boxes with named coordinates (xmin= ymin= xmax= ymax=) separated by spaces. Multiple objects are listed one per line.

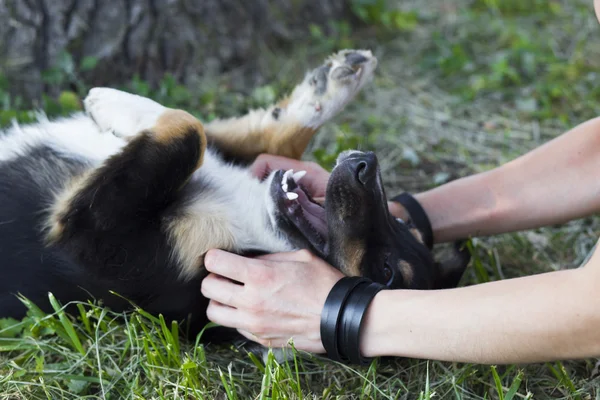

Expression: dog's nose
xmin=348 ymin=152 xmax=377 ymax=185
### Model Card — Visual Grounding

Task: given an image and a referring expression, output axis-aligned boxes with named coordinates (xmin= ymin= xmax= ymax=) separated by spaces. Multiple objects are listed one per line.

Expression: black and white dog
xmin=0 ymin=50 xmax=468 ymax=338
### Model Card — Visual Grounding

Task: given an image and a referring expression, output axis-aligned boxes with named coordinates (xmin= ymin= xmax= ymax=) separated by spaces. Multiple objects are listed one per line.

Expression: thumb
xmin=250 ymin=154 xmax=306 ymax=179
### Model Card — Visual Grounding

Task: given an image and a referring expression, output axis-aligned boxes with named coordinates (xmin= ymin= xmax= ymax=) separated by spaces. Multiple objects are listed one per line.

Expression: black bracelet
xmin=321 ymin=277 xmax=387 ymax=365
xmin=338 ymin=281 xmax=386 ymax=365
xmin=320 ymin=276 xmax=370 ymax=363
xmin=391 ymin=192 xmax=434 ymax=250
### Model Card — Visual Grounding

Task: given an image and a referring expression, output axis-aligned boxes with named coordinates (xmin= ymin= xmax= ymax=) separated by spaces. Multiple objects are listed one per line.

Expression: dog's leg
xmin=46 ymin=104 xmax=207 ymax=250
xmin=84 ymin=87 xmax=170 ymax=138
xmin=204 ymin=49 xmax=378 ymax=160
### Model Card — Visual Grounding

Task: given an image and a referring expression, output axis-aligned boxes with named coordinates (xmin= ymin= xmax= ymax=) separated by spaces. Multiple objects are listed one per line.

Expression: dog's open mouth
xmin=272 ymin=169 xmax=328 ymax=256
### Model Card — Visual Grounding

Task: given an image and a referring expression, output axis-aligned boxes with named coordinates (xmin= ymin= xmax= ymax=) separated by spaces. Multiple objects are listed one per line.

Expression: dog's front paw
xmin=84 ymin=88 xmax=167 ymax=138
xmin=284 ymin=49 xmax=377 ymax=129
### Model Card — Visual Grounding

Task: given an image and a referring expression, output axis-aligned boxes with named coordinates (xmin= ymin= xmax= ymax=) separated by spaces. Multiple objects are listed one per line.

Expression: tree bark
xmin=0 ymin=0 xmax=351 ymax=101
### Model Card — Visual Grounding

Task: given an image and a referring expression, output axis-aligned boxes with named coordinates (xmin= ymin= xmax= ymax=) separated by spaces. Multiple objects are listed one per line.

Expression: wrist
xmin=320 ymin=277 xmax=387 ymax=364
xmin=359 ymin=290 xmax=395 ymax=358
xmin=387 ymin=201 xmax=409 ymax=221
xmin=390 ymin=193 xmax=434 ymax=249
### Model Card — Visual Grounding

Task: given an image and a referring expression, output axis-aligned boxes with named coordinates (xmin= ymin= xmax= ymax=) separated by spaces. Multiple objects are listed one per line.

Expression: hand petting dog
xmin=202 ymin=248 xmax=343 ymax=353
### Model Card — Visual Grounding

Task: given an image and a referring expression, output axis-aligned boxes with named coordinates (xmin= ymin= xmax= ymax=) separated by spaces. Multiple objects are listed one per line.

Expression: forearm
xmin=361 ymin=263 xmax=600 ymax=364
xmin=391 ymin=117 xmax=600 ymax=242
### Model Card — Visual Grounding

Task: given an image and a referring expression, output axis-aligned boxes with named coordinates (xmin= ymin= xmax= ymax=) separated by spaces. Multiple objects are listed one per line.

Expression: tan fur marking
xmin=277 ymin=97 xmax=290 ymax=108
xmin=341 ymin=240 xmax=365 ymax=277
xmin=45 ymin=171 xmax=93 ymax=244
xmin=410 ymin=227 xmax=424 ymax=244
xmin=204 ymin=111 xmax=317 ymax=160
xmin=267 ymin=123 xmax=316 ymax=160
xmin=154 ymin=109 xmax=207 ymax=169
xmin=166 ymin=211 xmax=236 ymax=280
xmin=399 ymin=260 xmax=414 ymax=285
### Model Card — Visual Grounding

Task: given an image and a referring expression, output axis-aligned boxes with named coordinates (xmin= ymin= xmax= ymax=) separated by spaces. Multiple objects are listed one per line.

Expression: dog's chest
xmin=189 ymin=151 xmax=293 ymax=253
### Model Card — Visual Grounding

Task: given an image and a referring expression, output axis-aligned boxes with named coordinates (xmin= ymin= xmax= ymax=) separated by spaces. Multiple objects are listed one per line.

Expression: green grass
xmin=2 ymin=0 xmax=600 ymax=398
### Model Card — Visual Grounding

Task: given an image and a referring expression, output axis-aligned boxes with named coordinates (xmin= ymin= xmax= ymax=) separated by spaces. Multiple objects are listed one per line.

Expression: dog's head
xmin=267 ymin=151 xmax=469 ymax=290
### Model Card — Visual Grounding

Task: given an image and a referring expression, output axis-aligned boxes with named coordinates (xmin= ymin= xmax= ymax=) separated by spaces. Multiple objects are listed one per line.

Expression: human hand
xmin=201 ymin=249 xmax=344 ymax=352
xmin=250 ymin=154 xmax=330 ymax=201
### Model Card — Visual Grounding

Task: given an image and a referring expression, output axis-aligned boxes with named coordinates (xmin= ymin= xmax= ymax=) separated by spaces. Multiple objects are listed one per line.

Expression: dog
xmin=0 ymin=49 xmax=469 ymax=342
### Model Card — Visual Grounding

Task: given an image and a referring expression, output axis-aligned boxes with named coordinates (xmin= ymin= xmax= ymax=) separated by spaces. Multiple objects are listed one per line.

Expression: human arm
xmin=361 ymin=249 xmax=600 ymax=363
xmin=202 ymin=246 xmax=600 ymax=364
xmin=403 ymin=117 xmax=600 ymax=242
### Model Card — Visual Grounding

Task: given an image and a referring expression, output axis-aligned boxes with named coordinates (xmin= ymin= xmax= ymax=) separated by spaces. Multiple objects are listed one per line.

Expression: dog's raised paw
xmin=284 ymin=49 xmax=378 ymax=129
xmin=84 ymin=88 xmax=167 ymax=138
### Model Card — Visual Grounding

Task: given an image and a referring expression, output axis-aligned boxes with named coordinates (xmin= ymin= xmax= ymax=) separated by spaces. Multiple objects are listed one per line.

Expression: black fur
xmin=1 ymin=130 xmax=210 ymax=335
xmin=0 ymin=146 xmax=87 ymax=319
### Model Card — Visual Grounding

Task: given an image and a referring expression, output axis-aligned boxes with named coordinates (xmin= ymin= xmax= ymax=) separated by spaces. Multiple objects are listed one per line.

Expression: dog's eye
xmin=383 ymin=263 xmax=394 ymax=286
xmin=272 ymin=107 xmax=281 ymax=120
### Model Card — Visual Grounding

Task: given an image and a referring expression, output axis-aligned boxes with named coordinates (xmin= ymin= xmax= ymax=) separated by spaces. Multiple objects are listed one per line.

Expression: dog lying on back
xmin=0 ymin=50 xmax=469 ymax=339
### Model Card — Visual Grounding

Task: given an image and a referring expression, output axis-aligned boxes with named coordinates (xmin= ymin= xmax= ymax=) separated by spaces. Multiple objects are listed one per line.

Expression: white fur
xmin=161 ymin=151 xmax=293 ymax=280
xmin=188 ymin=151 xmax=293 ymax=252
xmin=286 ymin=49 xmax=377 ymax=129
xmin=0 ymin=113 xmax=125 ymax=164
xmin=84 ymin=87 xmax=167 ymax=137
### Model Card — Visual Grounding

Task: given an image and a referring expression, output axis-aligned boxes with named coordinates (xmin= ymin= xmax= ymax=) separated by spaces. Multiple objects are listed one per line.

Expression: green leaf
xmin=504 ymin=371 xmax=524 ymax=400
xmin=48 ymin=293 xmax=86 ymax=355
xmin=0 ymin=318 xmax=24 ymax=338
xmin=58 ymin=91 xmax=82 ymax=112
xmin=80 ymin=56 xmax=99 ymax=72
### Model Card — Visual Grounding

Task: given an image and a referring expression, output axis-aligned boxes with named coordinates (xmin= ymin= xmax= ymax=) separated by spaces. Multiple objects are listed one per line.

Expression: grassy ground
xmin=2 ymin=0 xmax=600 ymax=398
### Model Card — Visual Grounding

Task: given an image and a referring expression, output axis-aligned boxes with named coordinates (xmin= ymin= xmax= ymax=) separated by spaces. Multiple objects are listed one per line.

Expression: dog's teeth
xmin=286 ymin=192 xmax=299 ymax=200
xmin=282 ymin=169 xmax=294 ymax=185
xmin=282 ymin=183 xmax=288 ymax=192
xmin=292 ymin=170 xmax=306 ymax=183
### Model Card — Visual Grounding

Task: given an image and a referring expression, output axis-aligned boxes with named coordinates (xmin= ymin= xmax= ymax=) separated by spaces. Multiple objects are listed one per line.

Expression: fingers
xmin=201 ymin=273 xmax=244 ymax=307
xmin=237 ymin=329 xmax=327 ymax=354
xmin=313 ymin=196 xmax=325 ymax=205
xmin=256 ymin=249 xmax=314 ymax=263
xmin=205 ymin=249 xmax=259 ymax=283
xmin=205 ymin=300 xmax=242 ymax=329
xmin=388 ymin=200 xmax=410 ymax=221
xmin=250 ymin=154 xmax=307 ymax=178
xmin=238 ymin=329 xmax=274 ymax=348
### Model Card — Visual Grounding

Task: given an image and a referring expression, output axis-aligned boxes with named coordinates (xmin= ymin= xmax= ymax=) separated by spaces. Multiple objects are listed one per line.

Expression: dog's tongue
xmin=294 ymin=187 xmax=327 ymax=236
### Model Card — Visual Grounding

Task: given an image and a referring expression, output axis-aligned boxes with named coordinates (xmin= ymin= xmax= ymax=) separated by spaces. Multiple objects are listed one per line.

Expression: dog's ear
xmin=433 ymin=240 xmax=471 ymax=289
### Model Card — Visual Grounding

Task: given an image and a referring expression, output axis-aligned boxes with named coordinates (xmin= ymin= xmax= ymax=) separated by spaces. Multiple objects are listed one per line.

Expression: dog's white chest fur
xmin=189 ymin=150 xmax=293 ymax=253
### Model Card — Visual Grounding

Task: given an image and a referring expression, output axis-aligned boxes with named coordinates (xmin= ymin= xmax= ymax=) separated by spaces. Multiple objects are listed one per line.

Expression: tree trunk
xmin=0 ymin=0 xmax=351 ymax=101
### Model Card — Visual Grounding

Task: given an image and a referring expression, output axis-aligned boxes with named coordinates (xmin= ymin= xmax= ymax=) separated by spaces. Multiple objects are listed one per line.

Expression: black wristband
xmin=338 ymin=281 xmax=386 ymax=365
xmin=320 ymin=277 xmax=370 ymax=362
xmin=391 ymin=192 xmax=434 ymax=250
